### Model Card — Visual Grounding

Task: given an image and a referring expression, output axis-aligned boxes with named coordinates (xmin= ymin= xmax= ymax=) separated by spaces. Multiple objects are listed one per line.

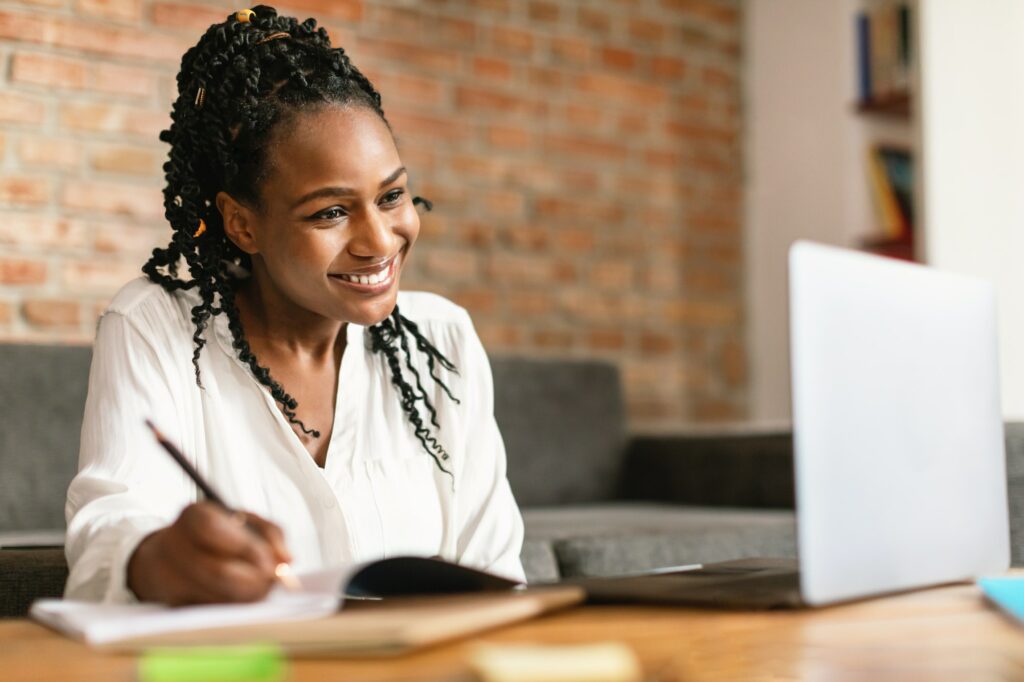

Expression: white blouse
xmin=64 ymin=277 xmax=525 ymax=602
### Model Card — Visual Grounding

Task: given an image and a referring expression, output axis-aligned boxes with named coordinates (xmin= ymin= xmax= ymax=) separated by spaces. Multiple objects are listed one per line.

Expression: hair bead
xmin=235 ymin=8 xmax=255 ymax=23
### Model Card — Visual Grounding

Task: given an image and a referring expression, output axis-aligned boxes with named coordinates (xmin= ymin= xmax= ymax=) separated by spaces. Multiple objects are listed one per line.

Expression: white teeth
xmin=337 ymin=260 xmax=394 ymax=286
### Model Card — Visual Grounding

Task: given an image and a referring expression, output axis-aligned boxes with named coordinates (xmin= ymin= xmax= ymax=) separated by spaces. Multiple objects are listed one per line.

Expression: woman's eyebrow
xmin=290 ymin=166 xmax=407 ymax=210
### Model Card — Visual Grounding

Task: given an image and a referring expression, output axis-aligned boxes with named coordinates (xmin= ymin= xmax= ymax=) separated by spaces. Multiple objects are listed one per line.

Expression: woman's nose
xmin=347 ymin=205 xmax=398 ymax=258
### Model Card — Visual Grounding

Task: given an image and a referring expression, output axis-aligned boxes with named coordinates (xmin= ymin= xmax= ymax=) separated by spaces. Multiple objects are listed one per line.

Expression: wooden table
xmin=4 ymin=581 xmax=1024 ymax=681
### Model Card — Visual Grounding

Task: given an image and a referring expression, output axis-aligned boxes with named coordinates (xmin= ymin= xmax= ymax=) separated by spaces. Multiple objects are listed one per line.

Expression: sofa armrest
xmin=0 ymin=548 xmax=68 ymax=618
xmin=617 ymin=431 xmax=795 ymax=509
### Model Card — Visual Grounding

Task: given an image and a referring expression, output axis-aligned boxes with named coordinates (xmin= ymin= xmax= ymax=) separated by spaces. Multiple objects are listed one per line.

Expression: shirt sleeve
xmin=64 ymin=310 xmax=196 ymax=603
xmin=452 ymin=312 xmax=527 ymax=583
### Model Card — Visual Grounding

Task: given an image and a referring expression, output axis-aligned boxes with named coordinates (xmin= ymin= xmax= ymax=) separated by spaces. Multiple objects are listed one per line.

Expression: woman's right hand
xmin=126 ymin=501 xmax=292 ymax=605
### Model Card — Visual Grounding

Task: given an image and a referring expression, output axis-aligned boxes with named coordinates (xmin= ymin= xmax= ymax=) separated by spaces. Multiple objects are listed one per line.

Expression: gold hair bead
xmin=255 ymin=31 xmax=290 ymax=45
xmin=193 ymin=219 xmax=207 ymax=238
xmin=194 ymin=86 xmax=206 ymax=109
xmin=235 ymin=8 xmax=254 ymax=23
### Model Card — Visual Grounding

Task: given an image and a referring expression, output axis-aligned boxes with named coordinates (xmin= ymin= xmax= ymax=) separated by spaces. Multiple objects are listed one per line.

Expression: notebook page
xmin=30 ymin=567 xmax=347 ymax=645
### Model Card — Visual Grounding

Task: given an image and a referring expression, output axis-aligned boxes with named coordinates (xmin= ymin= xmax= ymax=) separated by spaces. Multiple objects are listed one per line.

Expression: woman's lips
xmin=328 ymin=254 xmax=399 ymax=294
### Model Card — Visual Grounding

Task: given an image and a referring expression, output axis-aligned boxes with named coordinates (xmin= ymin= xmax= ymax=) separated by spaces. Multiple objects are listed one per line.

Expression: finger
xmin=238 ymin=512 xmax=292 ymax=564
xmin=172 ymin=549 xmax=277 ymax=604
xmin=178 ymin=503 xmax=273 ymax=569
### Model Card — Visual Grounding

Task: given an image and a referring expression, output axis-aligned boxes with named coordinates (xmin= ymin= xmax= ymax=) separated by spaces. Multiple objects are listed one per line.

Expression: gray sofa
xmin=4 ymin=344 xmax=1021 ymax=617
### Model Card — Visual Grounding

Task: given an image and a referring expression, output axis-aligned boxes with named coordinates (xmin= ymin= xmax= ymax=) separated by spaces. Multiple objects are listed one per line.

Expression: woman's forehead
xmin=265 ymin=105 xmax=400 ymax=196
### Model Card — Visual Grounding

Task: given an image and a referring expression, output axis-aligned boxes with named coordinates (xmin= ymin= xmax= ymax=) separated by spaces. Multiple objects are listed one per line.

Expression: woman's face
xmin=222 ymin=104 xmax=419 ymax=328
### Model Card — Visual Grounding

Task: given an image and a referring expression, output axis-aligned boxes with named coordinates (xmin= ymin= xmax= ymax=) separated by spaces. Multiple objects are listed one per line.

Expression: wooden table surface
xmin=4 ymin=580 xmax=1024 ymax=681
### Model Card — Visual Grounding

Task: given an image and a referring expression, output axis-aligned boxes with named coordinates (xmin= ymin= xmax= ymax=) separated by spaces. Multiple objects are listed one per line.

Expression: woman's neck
xmin=234 ymin=270 xmax=346 ymax=362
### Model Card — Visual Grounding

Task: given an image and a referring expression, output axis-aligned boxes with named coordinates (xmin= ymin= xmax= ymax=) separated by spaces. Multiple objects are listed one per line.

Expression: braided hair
xmin=145 ymin=5 xmax=458 ymax=474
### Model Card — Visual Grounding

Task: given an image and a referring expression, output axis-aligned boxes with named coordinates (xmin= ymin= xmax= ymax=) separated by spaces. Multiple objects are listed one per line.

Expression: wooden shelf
xmin=856 ymin=91 xmax=911 ymax=120
xmin=861 ymin=234 xmax=915 ymax=262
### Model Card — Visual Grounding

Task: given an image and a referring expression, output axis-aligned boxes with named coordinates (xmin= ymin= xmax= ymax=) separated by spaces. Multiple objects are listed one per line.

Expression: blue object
xmin=856 ymin=12 xmax=872 ymax=102
xmin=978 ymin=577 xmax=1024 ymax=622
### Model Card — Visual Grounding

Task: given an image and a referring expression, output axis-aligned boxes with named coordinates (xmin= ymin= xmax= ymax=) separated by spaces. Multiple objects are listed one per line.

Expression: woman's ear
xmin=216 ymin=191 xmax=260 ymax=254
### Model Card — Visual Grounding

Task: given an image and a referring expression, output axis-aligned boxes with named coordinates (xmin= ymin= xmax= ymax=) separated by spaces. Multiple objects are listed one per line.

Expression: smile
xmin=328 ymin=254 xmax=399 ymax=292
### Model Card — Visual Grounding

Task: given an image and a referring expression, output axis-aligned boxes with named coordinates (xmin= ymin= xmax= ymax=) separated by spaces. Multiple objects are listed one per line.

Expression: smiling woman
xmin=63 ymin=5 xmax=525 ymax=606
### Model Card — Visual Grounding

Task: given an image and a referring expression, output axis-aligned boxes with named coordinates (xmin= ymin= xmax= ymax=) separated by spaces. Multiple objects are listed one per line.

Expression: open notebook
xmin=31 ymin=557 xmax=583 ymax=655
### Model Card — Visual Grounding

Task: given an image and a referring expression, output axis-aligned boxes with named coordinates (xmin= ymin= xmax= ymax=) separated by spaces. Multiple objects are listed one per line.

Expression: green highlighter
xmin=139 ymin=645 xmax=286 ymax=682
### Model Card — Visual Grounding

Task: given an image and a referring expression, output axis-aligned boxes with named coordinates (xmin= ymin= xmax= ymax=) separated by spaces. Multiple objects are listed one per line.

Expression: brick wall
xmin=0 ymin=0 xmax=745 ymax=429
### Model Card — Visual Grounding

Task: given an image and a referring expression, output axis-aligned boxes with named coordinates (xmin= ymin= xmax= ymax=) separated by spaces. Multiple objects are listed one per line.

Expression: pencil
xmin=144 ymin=419 xmax=302 ymax=591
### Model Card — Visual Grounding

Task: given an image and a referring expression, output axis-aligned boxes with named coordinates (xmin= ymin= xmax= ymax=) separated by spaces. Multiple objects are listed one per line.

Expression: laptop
xmin=575 ymin=241 xmax=1011 ymax=608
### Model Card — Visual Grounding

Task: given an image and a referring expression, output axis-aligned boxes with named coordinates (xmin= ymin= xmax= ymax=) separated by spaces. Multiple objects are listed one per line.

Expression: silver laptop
xmin=577 ymin=241 xmax=1010 ymax=608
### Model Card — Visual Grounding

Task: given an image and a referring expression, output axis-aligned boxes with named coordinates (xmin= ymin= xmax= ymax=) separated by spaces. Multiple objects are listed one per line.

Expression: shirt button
xmin=322 ymin=496 xmax=337 ymax=509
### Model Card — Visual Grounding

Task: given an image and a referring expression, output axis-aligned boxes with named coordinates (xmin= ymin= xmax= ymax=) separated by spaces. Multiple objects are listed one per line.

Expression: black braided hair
xmin=145 ymin=5 xmax=457 ymax=472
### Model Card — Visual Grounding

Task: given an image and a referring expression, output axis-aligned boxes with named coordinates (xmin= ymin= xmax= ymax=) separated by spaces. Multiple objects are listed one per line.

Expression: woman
xmin=64 ymin=5 xmax=525 ymax=605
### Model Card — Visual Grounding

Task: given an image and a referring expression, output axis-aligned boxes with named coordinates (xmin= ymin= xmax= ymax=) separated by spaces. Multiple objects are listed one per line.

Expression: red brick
xmin=528 ymin=1 xmax=559 ymax=22
xmin=94 ymin=222 xmax=167 ymax=254
xmin=469 ymin=0 xmax=509 ymax=14
xmin=486 ymin=124 xmax=533 ymax=150
xmin=456 ymin=221 xmax=498 ymax=248
xmin=0 ymin=92 xmax=45 ymax=125
xmin=533 ymin=328 xmax=573 ymax=350
xmin=422 ymin=248 xmax=480 ymax=282
xmin=554 ymin=228 xmax=595 ymax=253
xmin=0 ymin=176 xmax=50 ymax=206
xmin=601 ymin=47 xmax=638 ymax=71
xmin=0 ymin=214 xmax=91 ymax=248
xmin=500 ymin=224 xmax=549 ymax=251
xmin=549 ymin=36 xmax=591 ymax=66
xmin=0 ymin=301 xmax=11 ymax=325
xmin=0 ymin=257 xmax=47 ymax=285
xmin=450 ymin=287 xmax=497 ymax=315
xmin=564 ymin=103 xmax=603 ymax=128
xmin=508 ymin=290 xmax=555 ymax=316
xmin=150 ymin=2 xmax=227 ymax=31
xmin=541 ymin=134 xmax=628 ymax=161
xmin=485 ymin=252 xmax=555 ymax=284
xmin=703 ymin=65 xmax=736 ymax=89
xmin=63 ymin=259 xmax=142 ymax=292
xmin=89 ymin=144 xmax=162 ymax=175
xmin=22 ymin=298 xmax=81 ymax=328
xmin=576 ymin=73 xmax=668 ymax=107
xmin=640 ymin=331 xmax=677 ymax=356
xmin=721 ymin=337 xmax=746 ymax=388
xmin=475 ymin=321 xmax=522 ymax=350
xmin=692 ymin=397 xmax=743 ymax=422
xmin=472 ymin=57 xmax=514 ymax=83
xmin=577 ymin=7 xmax=612 ymax=36
xmin=18 ymin=137 xmax=82 ymax=171
xmin=535 ymin=197 xmax=624 ymax=223
xmin=92 ymin=63 xmax=158 ymax=98
xmin=489 ymin=26 xmax=535 ymax=57
xmin=389 ymin=111 xmax=466 ymax=142
xmin=526 ymin=66 xmax=562 ymax=89
xmin=588 ymin=328 xmax=626 ymax=351
xmin=629 ymin=18 xmax=666 ymax=43
xmin=650 ymin=56 xmax=687 ymax=80
xmin=455 ymin=86 xmax=547 ymax=116
xmin=76 ymin=0 xmax=143 ymax=22
xmin=358 ymin=38 xmax=459 ymax=75
xmin=661 ymin=0 xmax=739 ymax=27
xmin=62 ymin=179 xmax=164 ymax=220
xmin=0 ymin=10 xmax=189 ymax=63
xmin=589 ymin=261 xmax=634 ymax=290
xmin=279 ymin=0 xmax=364 ymax=21
xmin=60 ymin=102 xmax=169 ymax=138
xmin=10 ymin=52 xmax=88 ymax=89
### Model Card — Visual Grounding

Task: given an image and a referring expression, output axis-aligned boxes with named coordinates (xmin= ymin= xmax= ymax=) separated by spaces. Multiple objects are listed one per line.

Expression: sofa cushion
xmin=0 ymin=345 xmax=91 ymax=532
xmin=523 ymin=504 xmax=797 ymax=578
xmin=519 ymin=539 xmax=559 ymax=584
xmin=491 ymin=358 xmax=626 ymax=506
xmin=0 ymin=548 xmax=68 ymax=618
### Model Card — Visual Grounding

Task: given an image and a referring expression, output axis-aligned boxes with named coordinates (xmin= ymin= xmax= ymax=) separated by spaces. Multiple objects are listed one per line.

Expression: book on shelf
xmin=864 ymin=144 xmax=915 ymax=261
xmin=856 ymin=3 xmax=913 ymax=113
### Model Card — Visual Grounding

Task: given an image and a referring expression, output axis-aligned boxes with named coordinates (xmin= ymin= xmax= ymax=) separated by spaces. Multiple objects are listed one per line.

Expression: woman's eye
xmin=381 ymin=189 xmax=405 ymax=206
xmin=314 ymin=207 xmax=346 ymax=221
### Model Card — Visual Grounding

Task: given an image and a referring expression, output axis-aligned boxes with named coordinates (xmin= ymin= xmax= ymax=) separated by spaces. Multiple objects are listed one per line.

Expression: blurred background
xmin=0 ymin=0 xmax=1022 ymax=432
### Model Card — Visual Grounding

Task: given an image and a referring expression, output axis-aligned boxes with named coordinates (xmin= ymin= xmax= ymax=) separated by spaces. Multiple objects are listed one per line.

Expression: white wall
xmin=918 ymin=0 xmax=1024 ymax=419
xmin=744 ymin=0 xmax=866 ymax=424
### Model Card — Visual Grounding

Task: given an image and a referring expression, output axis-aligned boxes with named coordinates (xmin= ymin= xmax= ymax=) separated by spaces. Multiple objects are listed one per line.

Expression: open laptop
xmin=575 ymin=241 xmax=1011 ymax=608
